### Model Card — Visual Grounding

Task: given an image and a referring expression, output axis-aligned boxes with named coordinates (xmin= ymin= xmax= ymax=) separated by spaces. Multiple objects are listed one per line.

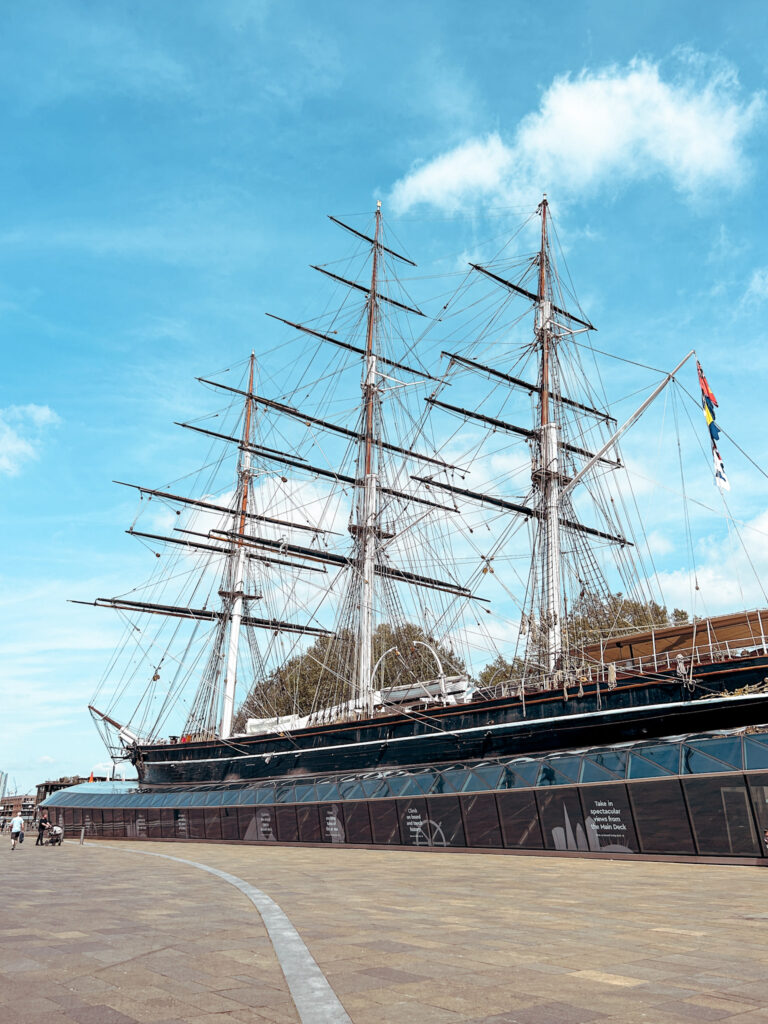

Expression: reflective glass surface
xmin=628 ymin=779 xmax=695 ymax=855
xmin=683 ymin=777 xmax=759 ymax=856
xmin=462 ymin=794 xmax=502 ymax=847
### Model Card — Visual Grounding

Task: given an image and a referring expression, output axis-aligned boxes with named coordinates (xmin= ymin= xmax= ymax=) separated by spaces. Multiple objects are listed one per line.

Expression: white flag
xmin=713 ymin=447 xmax=730 ymax=491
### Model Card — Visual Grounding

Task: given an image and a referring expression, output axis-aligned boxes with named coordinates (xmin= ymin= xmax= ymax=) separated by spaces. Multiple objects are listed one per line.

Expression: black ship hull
xmin=132 ymin=658 xmax=768 ymax=787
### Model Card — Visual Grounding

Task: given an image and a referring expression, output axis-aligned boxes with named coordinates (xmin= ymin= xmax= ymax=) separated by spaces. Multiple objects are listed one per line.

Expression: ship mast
xmin=219 ymin=352 xmax=256 ymax=738
xmin=536 ymin=195 xmax=562 ymax=679
xmin=355 ymin=202 xmax=381 ymax=714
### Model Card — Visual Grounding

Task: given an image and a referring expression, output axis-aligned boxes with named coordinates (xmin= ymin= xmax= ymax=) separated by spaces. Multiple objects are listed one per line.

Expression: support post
xmin=220 ymin=354 xmax=256 ymax=739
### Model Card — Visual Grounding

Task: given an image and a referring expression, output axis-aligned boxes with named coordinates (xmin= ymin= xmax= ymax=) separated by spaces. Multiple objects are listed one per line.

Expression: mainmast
xmin=219 ymin=352 xmax=256 ymax=738
xmin=536 ymin=195 xmax=562 ymax=679
xmin=355 ymin=202 xmax=381 ymax=714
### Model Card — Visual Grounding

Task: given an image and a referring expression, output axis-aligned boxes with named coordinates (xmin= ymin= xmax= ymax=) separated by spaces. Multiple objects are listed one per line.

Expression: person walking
xmin=36 ymin=813 xmax=50 ymax=846
xmin=9 ymin=813 xmax=24 ymax=850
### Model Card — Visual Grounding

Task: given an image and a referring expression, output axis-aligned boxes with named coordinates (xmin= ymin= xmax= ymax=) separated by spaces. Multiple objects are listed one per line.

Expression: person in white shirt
xmin=9 ymin=814 xmax=24 ymax=850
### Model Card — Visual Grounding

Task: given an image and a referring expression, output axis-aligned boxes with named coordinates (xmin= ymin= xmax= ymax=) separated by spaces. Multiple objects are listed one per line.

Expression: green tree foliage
xmin=476 ymin=593 xmax=690 ymax=683
xmin=564 ymin=591 xmax=675 ymax=649
xmin=476 ymin=654 xmax=525 ymax=689
xmin=235 ymin=622 xmax=465 ymax=726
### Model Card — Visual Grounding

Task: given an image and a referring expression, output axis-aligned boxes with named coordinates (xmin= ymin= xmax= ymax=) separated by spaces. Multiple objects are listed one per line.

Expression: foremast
xmin=355 ymin=201 xmax=381 ymax=715
xmin=219 ymin=352 xmax=256 ymax=739
xmin=536 ymin=195 xmax=562 ymax=678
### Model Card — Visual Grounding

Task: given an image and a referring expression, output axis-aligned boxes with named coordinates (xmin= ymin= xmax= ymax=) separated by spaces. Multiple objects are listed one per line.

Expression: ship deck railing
xmin=477 ymin=630 xmax=768 ymax=700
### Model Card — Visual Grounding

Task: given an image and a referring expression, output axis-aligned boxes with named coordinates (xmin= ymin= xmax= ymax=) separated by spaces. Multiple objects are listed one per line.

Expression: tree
xmin=476 ymin=654 xmax=525 ymax=689
xmin=564 ymin=591 xmax=676 ymax=650
xmin=234 ymin=622 xmax=465 ymax=726
xmin=476 ymin=592 xmax=690 ymax=685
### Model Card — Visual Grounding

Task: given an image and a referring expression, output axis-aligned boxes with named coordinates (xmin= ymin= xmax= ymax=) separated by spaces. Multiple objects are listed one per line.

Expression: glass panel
xmin=505 ymin=761 xmax=540 ymax=788
xmin=359 ymin=778 xmax=385 ymax=798
xmin=338 ymin=778 xmax=366 ymax=800
xmin=254 ymin=786 xmax=276 ymax=805
xmin=159 ymin=809 xmax=174 ymax=839
xmin=461 ymin=794 xmax=502 ymax=848
xmin=464 ymin=765 xmax=503 ymax=792
xmin=627 ymin=754 xmax=672 ymax=779
xmin=536 ymin=765 xmax=573 ymax=787
xmin=293 ymin=783 xmax=317 ymax=804
xmin=369 ymin=800 xmax=401 ymax=845
xmin=397 ymin=799 xmax=431 ymax=846
xmin=428 ymin=771 xmax=450 ymax=795
xmin=319 ymin=804 xmax=348 ymax=844
xmin=146 ymin=808 xmax=162 ymax=839
xmin=628 ymin=779 xmax=695 ymax=854
xmin=102 ymin=810 xmax=114 ymax=838
xmin=536 ymin=788 xmax=588 ymax=851
xmin=591 ymin=751 xmax=628 ymax=777
xmin=187 ymin=809 xmax=205 ymax=840
xmin=236 ymin=807 xmax=257 ymax=841
xmin=414 ymin=771 xmax=439 ymax=794
xmin=386 ymin=776 xmax=422 ymax=797
xmin=579 ymin=760 xmax=617 ymax=784
xmin=426 ymin=796 xmax=466 ymax=847
xmin=579 ymin=785 xmax=638 ymax=853
xmin=274 ymin=784 xmax=296 ymax=805
xmin=683 ymin=777 xmax=759 ymax=856
xmin=340 ymin=802 xmax=371 ymax=845
xmin=634 ymin=743 xmax=680 ymax=774
xmin=544 ymin=756 xmax=581 ymax=782
xmin=245 ymin=807 xmax=277 ymax=842
xmin=682 ymin=747 xmax=738 ymax=775
xmin=296 ymin=805 xmax=322 ymax=843
xmin=275 ymin=806 xmax=298 ymax=843
xmin=746 ymin=776 xmax=768 ymax=855
xmin=686 ymin=737 xmax=743 ymax=769
xmin=124 ymin=810 xmax=137 ymax=839
xmin=315 ymin=780 xmax=341 ymax=802
xmin=203 ymin=808 xmax=222 ymax=840
xmin=497 ymin=791 xmax=543 ymax=849
xmin=745 ymin=739 xmax=768 ymax=771
xmin=173 ymin=809 xmax=188 ymax=839
xmin=135 ymin=811 xmax=147 ymax=838
xmin=439 ymin=767 xmax=471 ymax=793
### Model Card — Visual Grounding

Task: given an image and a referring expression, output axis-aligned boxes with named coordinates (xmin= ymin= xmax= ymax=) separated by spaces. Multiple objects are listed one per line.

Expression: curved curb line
xmin=88 ymin=844 xmax=352 ymax=1024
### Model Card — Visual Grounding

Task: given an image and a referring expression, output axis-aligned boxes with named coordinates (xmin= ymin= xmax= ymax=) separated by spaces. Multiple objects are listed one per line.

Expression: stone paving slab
xmin=1 ymin=839 xmax=767 ymax=1023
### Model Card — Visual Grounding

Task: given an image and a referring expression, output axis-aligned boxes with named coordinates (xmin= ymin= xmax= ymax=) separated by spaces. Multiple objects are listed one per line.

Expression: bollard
xmin=79 ymin=826 xmax=85 ymax=845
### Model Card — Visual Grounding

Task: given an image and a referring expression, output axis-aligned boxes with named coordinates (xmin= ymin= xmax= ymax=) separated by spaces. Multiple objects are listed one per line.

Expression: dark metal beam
xmin=114 ymin=481 xmax=326 ymax=534
xmin=327 ymin=216 xmax=417 ymax=266
xmin=442 ymin=352 xmax=616 ymax=424
xmin=311 ymin=266 xmax=425 ymax=316
xmin=265 ymin=314 xmax=437 ymax=380
xmin=470 ymin=263 xmax=596 ymax=331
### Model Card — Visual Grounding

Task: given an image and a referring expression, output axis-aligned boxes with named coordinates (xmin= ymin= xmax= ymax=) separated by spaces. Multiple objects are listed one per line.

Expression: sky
xmin=1 ymin=0 xmax=768 ymax=795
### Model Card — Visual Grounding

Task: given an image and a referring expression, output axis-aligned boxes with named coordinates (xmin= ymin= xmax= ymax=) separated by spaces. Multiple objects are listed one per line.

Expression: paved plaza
xmin=1 ymin=839 xmax=767 ymax=1023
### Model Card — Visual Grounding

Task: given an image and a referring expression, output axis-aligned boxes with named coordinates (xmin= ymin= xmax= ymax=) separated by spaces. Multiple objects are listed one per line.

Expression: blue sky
xmin=2 ymin=0 xmax=768 ymax=795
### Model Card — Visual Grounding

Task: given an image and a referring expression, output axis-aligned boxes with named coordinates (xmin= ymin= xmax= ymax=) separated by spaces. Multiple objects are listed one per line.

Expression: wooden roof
xmin=578 ymin=608 xmax=768 ymax=664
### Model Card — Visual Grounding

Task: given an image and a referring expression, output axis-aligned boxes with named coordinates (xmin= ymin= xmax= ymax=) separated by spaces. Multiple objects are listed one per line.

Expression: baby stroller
xmin=45 ymin=825 xmax=63 ymax=847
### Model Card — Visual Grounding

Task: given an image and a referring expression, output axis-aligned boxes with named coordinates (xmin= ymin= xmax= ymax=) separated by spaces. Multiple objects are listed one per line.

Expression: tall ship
xmin=82 ymin=198 xmax=768 ymax=790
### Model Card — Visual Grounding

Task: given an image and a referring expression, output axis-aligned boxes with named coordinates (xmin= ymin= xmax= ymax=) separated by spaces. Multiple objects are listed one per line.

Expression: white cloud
xmin=0 ymin=404 xmax=61 ymax=476
xmin=655 ymin=508 xmax=768 ymax=614
xmin=390 ymin=56 xmax=764 ymax=213
xmin=37 ymin=756 xmax=55 ymax=764
xmin=744 ymin=268 xmax=768 ymax=303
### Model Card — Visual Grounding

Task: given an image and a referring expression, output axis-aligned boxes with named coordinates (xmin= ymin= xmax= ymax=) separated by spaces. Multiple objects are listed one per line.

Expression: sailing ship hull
xmin=133 ymin=658 xmax=768 ymax=787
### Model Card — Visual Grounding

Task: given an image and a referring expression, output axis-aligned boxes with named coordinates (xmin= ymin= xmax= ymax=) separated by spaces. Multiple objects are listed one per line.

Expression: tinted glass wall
xmin=55 ymin=771 xmax=768 ymax=861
